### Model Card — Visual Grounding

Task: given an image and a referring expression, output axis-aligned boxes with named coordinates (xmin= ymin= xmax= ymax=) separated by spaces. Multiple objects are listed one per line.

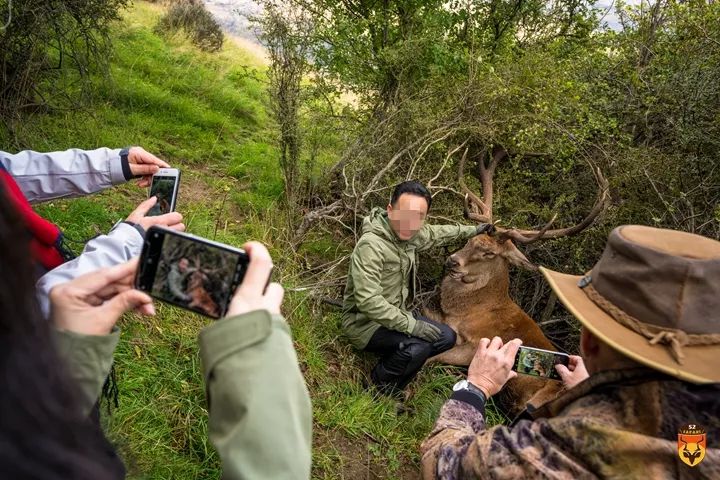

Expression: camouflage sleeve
xmin=421 ymin=399 xmax=488 ymax=479
xmin=421 ymin=400 xmax=589 ymax=479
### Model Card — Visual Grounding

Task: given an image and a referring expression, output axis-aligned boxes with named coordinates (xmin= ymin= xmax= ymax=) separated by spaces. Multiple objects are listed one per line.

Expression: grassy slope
xmin=3 ymin=2 xmax=507 ymax=478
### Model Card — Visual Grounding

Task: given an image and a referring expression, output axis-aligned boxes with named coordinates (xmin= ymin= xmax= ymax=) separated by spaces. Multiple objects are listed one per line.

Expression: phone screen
xmin=138 ymin=228 xmax=248 ymax=318
xmin=148 ymin=175 xmax=178 ymax=216
xmin=513 ymin=346 xmax=569 ymax=381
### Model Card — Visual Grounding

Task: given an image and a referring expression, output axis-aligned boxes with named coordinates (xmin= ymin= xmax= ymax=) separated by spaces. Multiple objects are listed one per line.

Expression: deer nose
xmin=445 ymin=255 xmax=460 ymax=269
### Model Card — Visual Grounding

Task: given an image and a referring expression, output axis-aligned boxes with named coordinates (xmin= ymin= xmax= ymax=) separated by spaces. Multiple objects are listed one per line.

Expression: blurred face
xmin=178 ymin=258 xmax=189 ymax=272
xmin=387 ymin=193 xmax=428 ymax=240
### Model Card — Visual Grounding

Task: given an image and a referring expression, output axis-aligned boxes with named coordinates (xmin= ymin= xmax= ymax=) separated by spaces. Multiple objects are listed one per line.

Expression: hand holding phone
xmin=226 ymin=242 xmax=284 ymax=317
xmin=554 ymin=355 xmax=589 ymax=389
xmin=51 ymin=258 xmax=154 ymax=336
xmin=512 ymin=346 xmax=570 ymax=381
xmin=125 ymin=147 xmax=171 ymax=188
xmin=125 ymin=197 xmax=185 ymax=233
xmin=467 ymin=336 xmax=523 ymax=398
xmin=147 ymin=168 xmax=180 ymax=217
xmin=136 ymin=226 xmax=249 ymax=318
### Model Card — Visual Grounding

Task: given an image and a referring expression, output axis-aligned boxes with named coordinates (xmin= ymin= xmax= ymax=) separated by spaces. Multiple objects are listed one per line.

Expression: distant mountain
xmin=202 ymin=0 xmax=263 ymax=41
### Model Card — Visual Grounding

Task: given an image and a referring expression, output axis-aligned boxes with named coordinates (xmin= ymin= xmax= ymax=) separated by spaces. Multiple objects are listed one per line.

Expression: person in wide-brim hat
xmin=422 ymin=225 xmax=720 ymax=479
xmin=541 ymin=225 xmax=720 ymax=384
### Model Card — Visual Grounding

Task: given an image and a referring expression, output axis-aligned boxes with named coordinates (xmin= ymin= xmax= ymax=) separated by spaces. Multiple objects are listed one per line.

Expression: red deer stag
xmin=187 ymin=270 xmax=220 ymax=318
xmin=426 ymin=146 xmax=610 ymax=413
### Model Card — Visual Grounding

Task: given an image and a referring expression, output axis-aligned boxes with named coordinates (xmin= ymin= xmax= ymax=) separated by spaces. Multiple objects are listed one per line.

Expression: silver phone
xmin=147 ymin=168 xmax=180 ymax=216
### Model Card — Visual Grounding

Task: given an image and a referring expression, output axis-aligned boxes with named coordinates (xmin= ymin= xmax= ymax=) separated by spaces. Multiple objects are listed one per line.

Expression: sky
xmin=596 ymin=0 xmax=644 ymax=31
xmin=202 ymin=0 xmax=646 ymax=42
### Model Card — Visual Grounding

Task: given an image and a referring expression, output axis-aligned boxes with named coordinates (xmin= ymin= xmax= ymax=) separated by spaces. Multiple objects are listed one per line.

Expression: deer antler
xmin=495 ymin=167 xmax=610 ymax=245
xmin=458 ymin=144 xmax=507 ymax=224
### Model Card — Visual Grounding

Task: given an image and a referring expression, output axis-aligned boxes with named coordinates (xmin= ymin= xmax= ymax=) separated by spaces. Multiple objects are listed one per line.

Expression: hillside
xmin=2 ymin=2 xmax=501 ymax=478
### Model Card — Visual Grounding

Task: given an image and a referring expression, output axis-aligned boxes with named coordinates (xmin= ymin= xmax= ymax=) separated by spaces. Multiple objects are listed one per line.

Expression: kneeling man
xmin=342 ymin=181 xmax=493 ymax=396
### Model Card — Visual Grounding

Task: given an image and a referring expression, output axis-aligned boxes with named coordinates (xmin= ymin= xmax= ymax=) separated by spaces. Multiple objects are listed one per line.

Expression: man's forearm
xmin=421 ymin=397 xmax=487 ymax=479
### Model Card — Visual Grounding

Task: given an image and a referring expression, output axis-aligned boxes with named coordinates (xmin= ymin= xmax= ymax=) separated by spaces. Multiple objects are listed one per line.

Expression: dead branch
xmin=293 ymin=199 xmax=344 ymax=244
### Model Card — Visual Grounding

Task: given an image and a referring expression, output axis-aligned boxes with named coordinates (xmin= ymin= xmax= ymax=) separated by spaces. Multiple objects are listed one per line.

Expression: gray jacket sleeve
xmin=36 ymin=222 xmax=144 ymax=318
xmin=0 ymin=148 xmax=128 ymax=204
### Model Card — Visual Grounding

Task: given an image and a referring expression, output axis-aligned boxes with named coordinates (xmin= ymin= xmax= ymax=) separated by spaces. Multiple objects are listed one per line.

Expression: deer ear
xmin=502 ymin=242 xmax=537 ymax=271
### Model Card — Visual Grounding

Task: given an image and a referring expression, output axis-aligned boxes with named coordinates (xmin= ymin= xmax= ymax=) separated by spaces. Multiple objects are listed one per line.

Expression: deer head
xmin=446 ymin=144 xmax=610 ymax=292
xmin=445 ymin=234 xmax=535 ymax=291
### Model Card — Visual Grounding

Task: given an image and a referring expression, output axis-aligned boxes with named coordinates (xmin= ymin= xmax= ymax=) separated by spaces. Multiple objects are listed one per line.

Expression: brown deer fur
xmin=187 ymin=270 xmax=220 ymax=318
xmin=423 ymin=235 xmax=564 ymax=413
xmin=421 ymin=145 xmax=608 ymax=414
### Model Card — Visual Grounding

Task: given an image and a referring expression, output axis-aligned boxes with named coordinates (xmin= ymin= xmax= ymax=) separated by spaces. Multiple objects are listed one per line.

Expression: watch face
xmin=453 ymin=380 xmax=468 ymax=392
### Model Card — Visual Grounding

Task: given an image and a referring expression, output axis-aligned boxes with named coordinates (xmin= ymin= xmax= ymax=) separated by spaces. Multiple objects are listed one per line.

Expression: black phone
xmin=147 ymin=168 xmax=180 ymax=216
xmin=512 ymin=346 xmax=570 ymax=381
xmin=135 ymin=226 xmax=249 ymax=319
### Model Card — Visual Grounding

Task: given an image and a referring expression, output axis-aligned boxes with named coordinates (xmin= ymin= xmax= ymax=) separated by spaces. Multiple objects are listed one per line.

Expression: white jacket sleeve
xmin=0 ymin=148 xmax=128 ymax=204
xmin=36 ymin=222 xmax=144 ymax=318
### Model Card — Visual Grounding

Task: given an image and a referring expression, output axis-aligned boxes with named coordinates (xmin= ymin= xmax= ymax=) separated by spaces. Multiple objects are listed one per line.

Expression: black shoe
xmin=376 ymin=383 xmax=405 ymax=401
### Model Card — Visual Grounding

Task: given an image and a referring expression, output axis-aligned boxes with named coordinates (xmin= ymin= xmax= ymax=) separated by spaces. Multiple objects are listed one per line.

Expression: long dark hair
xmin=0 ymin=184 xmax=123 ymax=479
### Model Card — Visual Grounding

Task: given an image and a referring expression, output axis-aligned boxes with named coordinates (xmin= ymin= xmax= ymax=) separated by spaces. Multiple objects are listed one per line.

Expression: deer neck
xmin=440 ymin=261 xmax=513 ymax=317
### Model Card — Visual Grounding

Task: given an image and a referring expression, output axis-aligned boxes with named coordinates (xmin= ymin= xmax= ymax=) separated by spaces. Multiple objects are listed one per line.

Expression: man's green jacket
xmin=342 ymin=207 xmax=478 ymax=349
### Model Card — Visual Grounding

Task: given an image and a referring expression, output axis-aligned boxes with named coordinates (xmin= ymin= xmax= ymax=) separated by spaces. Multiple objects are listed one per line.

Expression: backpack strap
xmin=0 ymin=164 xmax=75 ymax=270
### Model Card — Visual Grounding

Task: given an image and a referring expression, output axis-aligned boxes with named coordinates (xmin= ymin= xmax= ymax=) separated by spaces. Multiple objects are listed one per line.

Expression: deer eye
xmin=481 ymin=252 xmax=496 ymax=259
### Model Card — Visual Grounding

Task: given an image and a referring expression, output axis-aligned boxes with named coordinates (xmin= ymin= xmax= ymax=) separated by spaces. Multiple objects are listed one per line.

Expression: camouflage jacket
xmin=421 ymin=368 xmax=719 ymax=479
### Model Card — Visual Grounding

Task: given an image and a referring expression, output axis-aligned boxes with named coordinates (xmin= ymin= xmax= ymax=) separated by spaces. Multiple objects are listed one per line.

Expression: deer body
xmin=423 ymin=144 xmax=609 ymax=413
xmin=425 ymin=238 xmax=563 ymax=412
xmin=187 ymin=270 xmax=220 ymax=318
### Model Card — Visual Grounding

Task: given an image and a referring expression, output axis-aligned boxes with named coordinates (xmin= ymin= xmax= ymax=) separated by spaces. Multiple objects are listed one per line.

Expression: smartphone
xmin=513 ymin=346 xmax=570 ymax=381
xmin=135 ymin=226 xmax=249 ymax=319
xmin=147 ymin=168 xmax=180 ymax=216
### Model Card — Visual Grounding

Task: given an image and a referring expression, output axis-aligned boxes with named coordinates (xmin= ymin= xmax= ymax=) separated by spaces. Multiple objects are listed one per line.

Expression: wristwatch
xmin=453 ymin=379 xmax=487 ymax=402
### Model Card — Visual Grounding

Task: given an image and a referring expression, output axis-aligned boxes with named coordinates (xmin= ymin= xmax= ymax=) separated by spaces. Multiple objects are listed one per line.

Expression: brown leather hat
xmin=540 ymin=225 xmax=720 ymax=383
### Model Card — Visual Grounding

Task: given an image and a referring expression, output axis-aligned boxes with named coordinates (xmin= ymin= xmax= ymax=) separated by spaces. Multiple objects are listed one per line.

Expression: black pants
xmin=364 ymin=315 xmax=456 ymax=393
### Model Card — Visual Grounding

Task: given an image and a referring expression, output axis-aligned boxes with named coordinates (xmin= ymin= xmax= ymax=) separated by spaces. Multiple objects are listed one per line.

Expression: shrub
xmin=0 ymin=0 xmax=129 ymax=121
xmin=155 ymin=0 xmax=224 ymax=53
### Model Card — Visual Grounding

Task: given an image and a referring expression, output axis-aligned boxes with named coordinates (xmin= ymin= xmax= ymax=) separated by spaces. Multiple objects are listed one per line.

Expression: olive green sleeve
xmin=415 ymin=224 xmax=478 ymax=252
xmin=350 ymin=241 xmax=417 ymax=334
xmin=199 ymin=309 xmax=312 ymax=480
xmin=52 ymin=328 xmax=120 ymax=416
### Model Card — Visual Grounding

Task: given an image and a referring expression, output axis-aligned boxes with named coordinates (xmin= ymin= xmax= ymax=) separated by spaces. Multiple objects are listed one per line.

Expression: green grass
xmin=4 ymin=2 xmax=508 ymax=478
xmin=3 ymin=1 xmax=280 ymax=210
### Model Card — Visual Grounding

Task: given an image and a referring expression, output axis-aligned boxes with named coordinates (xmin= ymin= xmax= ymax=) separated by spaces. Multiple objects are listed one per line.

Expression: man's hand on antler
xmin=475 ymin=223 xmax=496 ymax=235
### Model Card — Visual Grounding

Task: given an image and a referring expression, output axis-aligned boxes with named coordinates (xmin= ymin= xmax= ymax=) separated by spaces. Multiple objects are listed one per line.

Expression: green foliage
xmin=294 ymin=0 xmax=598 ymax=110
xmin=0 ymin=0 xmax=129 ymax=119
xmin=155 ymin=0 xmax=224 ymax=52
xmin=253 ymin=1 xmax=313 ymax=206
xmin=5 ymin=0 xmax=720 ymax=478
